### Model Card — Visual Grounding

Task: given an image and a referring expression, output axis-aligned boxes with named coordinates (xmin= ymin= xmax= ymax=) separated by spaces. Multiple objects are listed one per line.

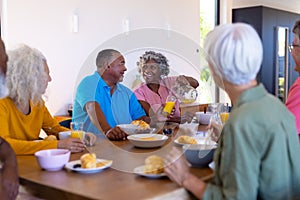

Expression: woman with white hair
xmin=134 ymin=51 xmax=199 ymax=123
xmin=0 ymin=45 xmax=96 ymax=155
xmin=165 ymin=23 xmax=300 ymax=199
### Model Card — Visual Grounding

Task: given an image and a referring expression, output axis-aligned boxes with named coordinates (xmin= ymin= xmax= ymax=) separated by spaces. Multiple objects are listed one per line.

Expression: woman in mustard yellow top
xmin=0 ymin=45 xmax=96 ymax=155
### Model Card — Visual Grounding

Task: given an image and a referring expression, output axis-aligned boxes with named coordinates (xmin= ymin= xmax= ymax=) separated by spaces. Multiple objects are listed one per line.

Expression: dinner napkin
xmin=177 ymin=122 xmax=198 ymax=136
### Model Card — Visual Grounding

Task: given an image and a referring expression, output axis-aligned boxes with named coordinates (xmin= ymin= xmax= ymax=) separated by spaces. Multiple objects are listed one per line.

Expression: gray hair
xmin=137 ymin=51 xmax=170 ymax=78
xmin=204 ymin=23 xmax=263 ymax=85
xmin=6 ymin=45 xmax=47 ymax=107
xmin=96 ymin=49 xmax=120 ymax=68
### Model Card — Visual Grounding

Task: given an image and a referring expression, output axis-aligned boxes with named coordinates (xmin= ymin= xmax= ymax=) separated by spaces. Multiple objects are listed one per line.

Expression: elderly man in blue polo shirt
xmin=73 ymin=49 xmax=149 ymax=141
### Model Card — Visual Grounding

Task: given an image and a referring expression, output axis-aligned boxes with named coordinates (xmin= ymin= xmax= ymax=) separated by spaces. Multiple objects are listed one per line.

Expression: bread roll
xmin=177 ymin=135 xmax=197 ymax=144
xmin=80 ymin=153 xmax=97 ymax=169
xmin=144 ymin=155 xmax=164 ymax=174
xmin=131 ymin=120 xmax=150 ymax=130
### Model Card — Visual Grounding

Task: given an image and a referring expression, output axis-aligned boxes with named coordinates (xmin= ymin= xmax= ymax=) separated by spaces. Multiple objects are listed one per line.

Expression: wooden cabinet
xmin=232 ymin=6 xmax=300 ymax=100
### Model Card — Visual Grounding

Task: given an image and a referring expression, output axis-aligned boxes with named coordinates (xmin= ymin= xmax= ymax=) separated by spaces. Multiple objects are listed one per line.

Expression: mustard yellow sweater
xmin=0 ymin=98 xmax=69 ymax=155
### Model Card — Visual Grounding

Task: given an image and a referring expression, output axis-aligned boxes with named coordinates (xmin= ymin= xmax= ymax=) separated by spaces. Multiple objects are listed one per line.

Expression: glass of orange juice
xmin=219 ymin=103 xmax=230 ymax=124
xmin=220 ymin=112 xmax=229 ymax=124
xmin=162 ymin=95 xmax=176 ymax=116
xmin=163 ymin=101 xmax=175 ymax=114
xmin=70 ymin=122 xmax=84 ymax=140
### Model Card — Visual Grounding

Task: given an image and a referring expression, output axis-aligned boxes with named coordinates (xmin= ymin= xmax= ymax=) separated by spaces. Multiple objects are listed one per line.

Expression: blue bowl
xmin=182 ymin=144 xmax=216 ymax=168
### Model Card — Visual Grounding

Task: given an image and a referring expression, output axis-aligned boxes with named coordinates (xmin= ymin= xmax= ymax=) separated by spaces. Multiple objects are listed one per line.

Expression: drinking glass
xmin=162 ymin=95 xmax=176 ymax=116
xmin=206 ymin=103 xmax=223 ymax=142
xmin=70 ymin=122 xmax=84 ymax=140
xmin=220 ymin=104 xmax=230 ymax=124
xmin=208 ymin=103 xmax=222 ymax=126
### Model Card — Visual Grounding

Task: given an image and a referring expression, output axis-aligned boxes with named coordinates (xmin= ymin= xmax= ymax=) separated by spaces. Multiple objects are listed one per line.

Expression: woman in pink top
xmin=134 ymin=51 xmax=199 ymax=123
xmin=286 ymin=20 xmax=300 ymax=137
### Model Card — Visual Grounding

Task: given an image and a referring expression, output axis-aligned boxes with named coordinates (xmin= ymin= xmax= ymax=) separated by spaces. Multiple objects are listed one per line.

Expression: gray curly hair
xmin=7 ymin=45 xmax=47 ymax=107
xmin=137 ymin=51 xmax=170 ymax=78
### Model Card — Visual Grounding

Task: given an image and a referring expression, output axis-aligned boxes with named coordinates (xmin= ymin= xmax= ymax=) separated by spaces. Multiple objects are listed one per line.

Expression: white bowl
xmin=58 ymin=131 xmax=71 ymax=140
xmin=182 ymin=144 xmax=216 ymax=168
xmin=118 ymin=124 xmax=140 ymax=135
xmin=127 ymin=134 xmax=168 ymax=148
xmin=195 ymin=112 xmax=213 ymax=125
xmin=118 ymin=124 xmax=156 ymax=135
xmin=35 ymin=149 xmax=70 ymax=171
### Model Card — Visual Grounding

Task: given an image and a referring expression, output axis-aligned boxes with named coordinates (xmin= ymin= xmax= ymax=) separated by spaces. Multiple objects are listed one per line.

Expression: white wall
xmin=2 ymin=0 xmax=200 ymax=116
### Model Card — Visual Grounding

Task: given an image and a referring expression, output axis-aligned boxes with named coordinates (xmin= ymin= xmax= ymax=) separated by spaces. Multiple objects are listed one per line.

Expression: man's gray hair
xmin=96 ymin=49 xmax=120 ymax=68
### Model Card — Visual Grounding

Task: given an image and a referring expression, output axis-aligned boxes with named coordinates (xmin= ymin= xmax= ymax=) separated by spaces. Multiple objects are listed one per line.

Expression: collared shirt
xmin=134 ymin=76 xmax=180 ymax=117
xmin=73 ymin=71 xmax=146 ymax=135
xmin=204 ymin=84 xmax=300 ymax=199
xmin=286 ymin=77 xmax=300 ymax=134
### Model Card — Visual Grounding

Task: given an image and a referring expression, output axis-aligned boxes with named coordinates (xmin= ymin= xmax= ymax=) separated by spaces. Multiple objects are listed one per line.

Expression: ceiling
xmin=232 ymin=0 xmax=300 ymax=14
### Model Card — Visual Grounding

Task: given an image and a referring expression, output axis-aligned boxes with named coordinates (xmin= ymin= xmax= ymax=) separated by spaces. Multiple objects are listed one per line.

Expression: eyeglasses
xmin=288 ymin=44 xmax=300 ymax=52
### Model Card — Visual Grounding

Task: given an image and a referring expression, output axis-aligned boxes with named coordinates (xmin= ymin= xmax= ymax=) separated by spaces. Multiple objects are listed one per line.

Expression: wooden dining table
xmin=17 ymin=125 xmax=214 ymax=200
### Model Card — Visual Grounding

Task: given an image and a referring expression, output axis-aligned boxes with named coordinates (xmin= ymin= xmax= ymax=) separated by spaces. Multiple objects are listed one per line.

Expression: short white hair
xmin=204 ymin=23 xmax=263 ymax=85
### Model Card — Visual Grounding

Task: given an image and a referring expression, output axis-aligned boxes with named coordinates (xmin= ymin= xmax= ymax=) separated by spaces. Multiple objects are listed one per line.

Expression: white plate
xmin=174 ymin=137 xmax=215 ymax=146
xmin=65 ymin=159 xmax=112 ymax=174
xmin=133 ymin=165 xmax=166 ymax=178
xmin=127 ymin=134 xmax=168 ymax=148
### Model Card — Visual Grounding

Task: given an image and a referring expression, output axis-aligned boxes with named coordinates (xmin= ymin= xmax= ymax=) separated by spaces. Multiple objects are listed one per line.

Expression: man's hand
xmin=105 ymin=126 xmax=128 ymax=141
